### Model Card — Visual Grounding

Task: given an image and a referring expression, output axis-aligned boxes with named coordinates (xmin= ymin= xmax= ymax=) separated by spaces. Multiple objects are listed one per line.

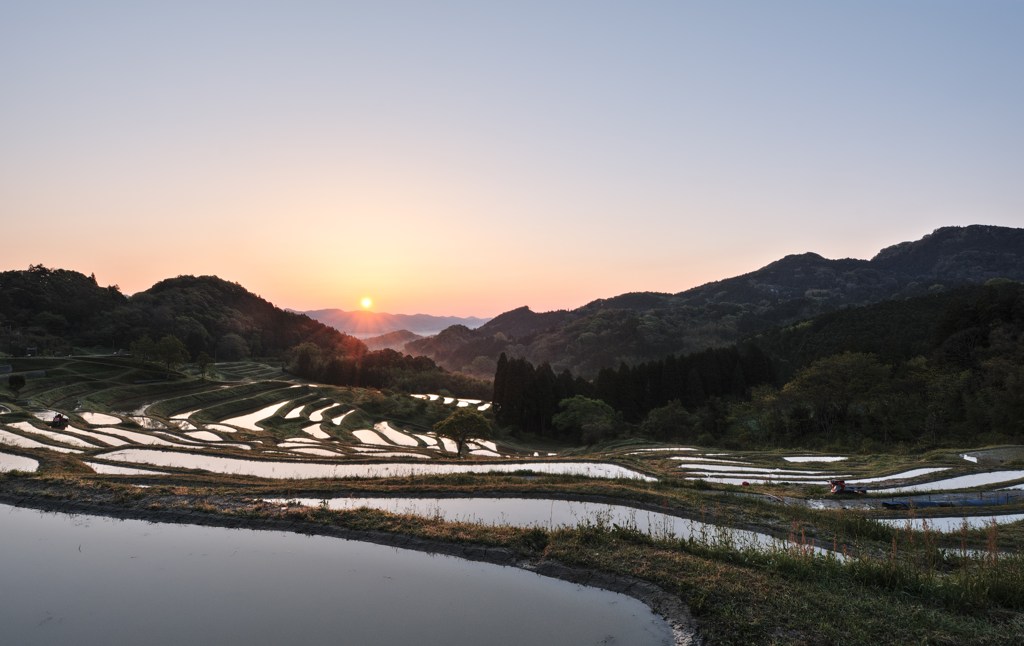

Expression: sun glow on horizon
xmin=360 ymin=296 xmax=373 ymax=310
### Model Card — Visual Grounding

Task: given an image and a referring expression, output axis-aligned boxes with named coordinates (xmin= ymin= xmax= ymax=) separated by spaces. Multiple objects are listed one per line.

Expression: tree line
xmin=284 ymin=343 xmax=490 ymax=400
xmin=491 ymin=344 xmax=773 ymax=443
xmin=492 ymin=281 xmax=1024 ymax=450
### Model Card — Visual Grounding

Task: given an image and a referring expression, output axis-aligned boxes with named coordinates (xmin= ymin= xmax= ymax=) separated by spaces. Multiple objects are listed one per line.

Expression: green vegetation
xmin=6 ymin=373 xmax=25 ymax=399
xmin=433 ymin=407 xmax=492 ymax=456
xmin=494 ymin=281 xmax=1024 ymax=451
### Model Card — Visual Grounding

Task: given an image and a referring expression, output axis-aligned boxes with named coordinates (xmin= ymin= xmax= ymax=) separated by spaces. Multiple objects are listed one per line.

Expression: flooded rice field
xmin=218 ymin=402 xmax=289 ymax=431
xmin=872 ymin=470 xmax=1024 ymax=494
xmin=0 ymin=503 xmax=673 ymax=646
xmin=93 ymin=449 xmax=658 ymax=481
xmin=78 ymin=412 xmax=122 ymax=425
xmin=5 ymin=389 xmax=1024 ymax=495
xmin=275 ymin=496 xmax=834 ymax=555
xmin=0 ymin=428 xmax=83 ymax=454
xmin=0 ymin=451 xmax=38 ymax=472
xmin=875 ymin=513 xmax=1024 ymax=533
xmin=783 ymin=456 xmax=848 ymax=463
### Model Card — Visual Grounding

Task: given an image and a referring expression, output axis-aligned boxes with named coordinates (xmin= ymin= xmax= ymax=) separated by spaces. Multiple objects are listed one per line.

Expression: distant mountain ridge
xmin=302 ymin=309 xmax=490 ymax=339
xmin=405 ymin=225 xmax=1024 ymax=378
xmin=4 ymin=225 xmax=1021 ymax=383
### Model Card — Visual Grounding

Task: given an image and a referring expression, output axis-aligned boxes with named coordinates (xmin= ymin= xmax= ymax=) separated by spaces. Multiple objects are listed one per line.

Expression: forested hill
xmin=490 ymin=280 xmax=1024 ymax=448
xmin=0 ymin=268 xmax=365 ymax=360
xmin=136 ymin=275 xmax=366 ymax=359
xmin=409 ymin=225 xmax=1024 ymax=378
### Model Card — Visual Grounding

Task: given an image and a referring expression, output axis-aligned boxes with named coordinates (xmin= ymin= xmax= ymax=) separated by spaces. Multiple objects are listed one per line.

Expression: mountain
xmin=404 ymin=307 xmax=574 ymax=374
xmin=408 ymin=225 xmax=1024 ymax=378
xmin=135 ymin=276 xmax=366 ymax=359
xmin=0 ymin=269 xmax=366 ymax=360
xmin=302 ymin=309 xmax=490 ymax=339
xmin=4 ymin=225 xmax=1021 ymax=382
xmin=491 ymin=278 xmax=1024 ymax=447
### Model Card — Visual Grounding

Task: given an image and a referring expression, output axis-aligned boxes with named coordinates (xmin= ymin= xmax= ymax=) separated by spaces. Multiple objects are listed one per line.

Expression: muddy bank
xmin=0 ymin=477 xmax=701 ymax=646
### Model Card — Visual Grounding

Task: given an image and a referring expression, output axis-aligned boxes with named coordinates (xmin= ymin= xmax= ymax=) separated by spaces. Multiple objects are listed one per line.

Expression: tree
xmin=552 ymin=395 xmax=620 ymax=444
xmin=130 ymin=335 xmax=155 ymax=363
xmin=780 ymin=352 xmax=889 ymax=439
xmin=433 ymin=408 xmax=492 ymax=457
xmin=640 ymin=399 xmax=697 ymax=442
xmin=216 ymin=333 xmax=250 ymax=361
xmin=154 ymin=335 xmax=189 ymax=374
xmin=286 ymin=342 xmax=323 ymax=379
xmin=196 ymin=352 xmax=213 ymax=380
xmin=7 ymin=374 xmax=26 ymax=399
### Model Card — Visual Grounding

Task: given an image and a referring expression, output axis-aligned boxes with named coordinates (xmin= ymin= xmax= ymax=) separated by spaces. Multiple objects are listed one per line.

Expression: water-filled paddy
xmin=218 ymin=402 xmax=289 ymax=431
xmin=185 ymin=430 xmax=222 ymax=442
xmin=873 ymin=470 xmax=1024 ymax=494
xmin=0 ymin=428 xmax=83 ymax=454
xmin=675 ymin=462 xmax=826 ymax=475
xmin=96 ymin=449 xmax=658 ymax=480
xmin=65 ymin=427 xmax=130 ymax=446
xmin=875 ymin=513 xmax=1024 ymax=533
xmin=783 ymin=456 xmax=848 ymax=463
xmin=0 ymin=451 xmax=38 ymax=472
xmin=0 ymin=503 xmax=673 ymax=646
xmin=78 ymin=412 xmax=122 ymax=425
xmin=275 ymin=496 xmax=832 ymax=555
xmin=846 ymin=467 xmax=950 ymax=484
xmin=301 ymin=423 xmax=330 ymax=439
xmin=83 ymin=461 xmax=166 ymax=475
xmin=352 ymin=429 xmax=389 ymax=445
xmin=84 ymin=426 xmax=195 ymax=447
xmin=307 ymin=403 xmax=333 ymax=422
xmin=374 ymin=421 xmax=420 ymax=446
xmin=4 ymin=421 xmax=99 ymax=448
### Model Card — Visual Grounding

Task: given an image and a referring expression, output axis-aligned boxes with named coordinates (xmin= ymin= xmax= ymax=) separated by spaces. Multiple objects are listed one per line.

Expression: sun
xmin=360 ymin=296 xmax=373 ymax=310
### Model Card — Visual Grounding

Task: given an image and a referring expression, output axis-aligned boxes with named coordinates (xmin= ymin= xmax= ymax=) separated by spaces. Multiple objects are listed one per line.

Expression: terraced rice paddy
xmin=5 ymin=381 xmax=1024 ymax=496
xmin=94 ymin=449 xmax=657 ymax=480
xmin=3 ymin=359 xmax=1024 ymax=645
xmin=0 ymin=428 xmax=83 ymax=454
xmin=873 ymin=470 xmax=1024 ymax=494
xmin=0 ymin=370 xmax=661 ymax=481
xmin=875 ymin=513 xmax=1024 ymax=533
xmin=1 ymin=503 xmax=674 ymax=646
xmin=276 ymin=496 xmax=835 ymax=555
xmin=0 ymin=451 xmax=38 ymax=472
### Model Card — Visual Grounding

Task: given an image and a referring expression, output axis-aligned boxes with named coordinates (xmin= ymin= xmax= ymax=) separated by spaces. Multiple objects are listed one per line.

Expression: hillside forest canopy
xmin=0 ymin=267 xmax=489 ymax=399
xmin=491 ymin=281 xmax=1024 ymax=450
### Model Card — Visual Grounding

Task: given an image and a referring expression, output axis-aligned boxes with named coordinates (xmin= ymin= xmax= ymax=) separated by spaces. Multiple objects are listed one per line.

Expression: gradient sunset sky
xmin=3 ymin=1 xmax=1021 ymax=317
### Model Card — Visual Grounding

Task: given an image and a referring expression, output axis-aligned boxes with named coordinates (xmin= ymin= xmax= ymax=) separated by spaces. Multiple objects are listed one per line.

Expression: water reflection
xmin=0 ymin=451 xmax=38 ymax=472
xmin=275 ymin=496 xmax=832 ymax=556
xmin=0 ymin=503 xmax=672 ymax=646
xmin=875 ymin=513 xmax=1024 ymax=533
xmin=98 ymin=449 xmax=657 ymax=481
xmin=872 ymin=470 xmax=1024 ymax=493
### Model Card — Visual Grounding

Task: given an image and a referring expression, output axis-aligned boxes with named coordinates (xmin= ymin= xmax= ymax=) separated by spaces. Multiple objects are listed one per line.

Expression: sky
xmin=2 ymin=1 xmax=1022 ymax=317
